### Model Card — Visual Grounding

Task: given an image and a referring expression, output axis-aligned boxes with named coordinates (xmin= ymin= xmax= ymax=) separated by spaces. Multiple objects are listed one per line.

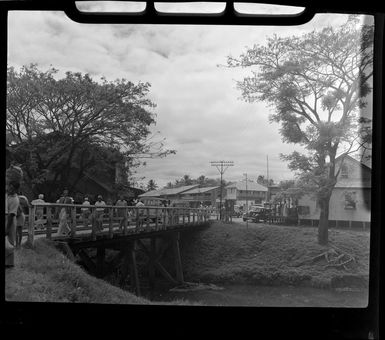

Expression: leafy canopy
xmin=226 ymin=16 xmax=373 ymax=199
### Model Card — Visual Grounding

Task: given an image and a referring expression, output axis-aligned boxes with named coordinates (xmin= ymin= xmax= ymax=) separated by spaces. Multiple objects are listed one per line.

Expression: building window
xmin=363 ymin=189 xmax=371 ymax=209
xmin=340 ymin=164 xmax=348 ymax=178
xmin=344 ymin=191 xmax=356 ymax=209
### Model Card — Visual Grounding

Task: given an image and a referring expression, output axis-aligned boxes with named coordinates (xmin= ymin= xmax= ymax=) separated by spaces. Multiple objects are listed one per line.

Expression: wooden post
xmin=182 ymin=209 xmax=186 ymax=225
xmin=71 ymin=206 xmax=76 ymax=238
xmin=136 ymin=207 xmax=140 ymax=230
xmin=27 ymin=205 xmax=36 ymax=247
xmin=146 ymin=207 xmax=150 ymax=229
xmin=129 ymin=241 xmax=140 ymax=295
xmin=173 ymin=232 xmax=184 ymax=284
xmin=123 ymin=208 xmax=128 ymax=235
xmin=108 ymin=207 xmax=113 ymax=238
xmin=155 ymin=208 xmax=159 ymax=230
xmin=162 ymin=208 xmax=166 ymax=229
xmin=149 ymin=237 xmax=156 ymax=296
xmin=46 ymin=207 xmax=52 ymax=239
xmin=349 ymin=220 xmax=352 ymax=229
xmin=91 ymin=210 xmax=96 ymax=241
xmin=188 ymin=209 xmax=191 ymax=224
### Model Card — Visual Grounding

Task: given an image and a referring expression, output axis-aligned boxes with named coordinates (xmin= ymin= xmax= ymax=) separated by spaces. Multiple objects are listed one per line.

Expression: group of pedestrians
xmin=5 ymin=162 xmax=149 ymax=269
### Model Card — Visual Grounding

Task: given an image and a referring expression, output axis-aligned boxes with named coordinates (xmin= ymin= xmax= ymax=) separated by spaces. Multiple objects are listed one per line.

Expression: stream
xmin=150 ymin=283 xmax=368 ymax=307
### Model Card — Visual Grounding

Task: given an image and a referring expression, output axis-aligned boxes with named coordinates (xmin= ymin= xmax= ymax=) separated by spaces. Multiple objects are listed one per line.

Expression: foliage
xmin=147 ymin=179 xmax=158 ymax=191
xmin=7 ymin=64 xmax=175 ymax=197
xmin=164 ymin=174 xmax=228 ymax=189
xmin=257 ymin=175 xmax=274 ymax=187
xmin=226 ymin=16 xmax=373 ymax=244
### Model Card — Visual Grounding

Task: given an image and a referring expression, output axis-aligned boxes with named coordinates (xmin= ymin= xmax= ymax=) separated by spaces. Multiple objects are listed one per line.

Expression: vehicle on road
xmin=242 ymin=207 xmax=271 ymax=223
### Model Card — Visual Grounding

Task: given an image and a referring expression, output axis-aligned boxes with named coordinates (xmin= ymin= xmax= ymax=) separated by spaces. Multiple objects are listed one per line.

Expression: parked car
xmin=242 ymin=207 xmax=271 ymax=223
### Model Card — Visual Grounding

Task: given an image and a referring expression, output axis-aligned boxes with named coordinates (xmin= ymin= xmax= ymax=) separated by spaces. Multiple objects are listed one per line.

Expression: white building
xmin=297 ymin=155 xmax=371 ymax=228
xmin=225 ymin=180 xmax=268 ymax=211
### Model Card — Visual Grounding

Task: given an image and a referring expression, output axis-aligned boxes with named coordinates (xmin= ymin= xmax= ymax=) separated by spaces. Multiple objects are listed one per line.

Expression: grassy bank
xmin=177 ymin=222 xmax=370 ymax=288
xmin=5 ymin=222 xmax=370 ymax=304
xmin=5 ymin=239 xmax=152 ymax=304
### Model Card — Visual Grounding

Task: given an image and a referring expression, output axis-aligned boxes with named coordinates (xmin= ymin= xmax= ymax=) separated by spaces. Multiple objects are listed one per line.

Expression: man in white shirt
xmin=95 ymin=195 xmax=106 ymax=231
xmin=31 ymin=194 xmax=45 ymax=230
xmin=135 ymin=199 xmax=145 ymax=228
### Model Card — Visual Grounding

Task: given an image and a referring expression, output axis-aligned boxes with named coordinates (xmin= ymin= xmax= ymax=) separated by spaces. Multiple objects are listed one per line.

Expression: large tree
xmin=226 ymin=16 xmax=373 ymax=244
xmin=7 ymin=64 xmax=175 ymax=198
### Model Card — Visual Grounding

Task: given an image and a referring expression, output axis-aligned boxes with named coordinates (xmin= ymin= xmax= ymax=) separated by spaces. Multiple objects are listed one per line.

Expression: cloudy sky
xmin=7 ymin=3 xmax=367 ymax=188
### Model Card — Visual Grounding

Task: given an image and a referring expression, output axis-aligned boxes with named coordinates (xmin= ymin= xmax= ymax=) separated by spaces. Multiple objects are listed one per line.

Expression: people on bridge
xmin=5 ymin=179 xmax=20 ymax=268
xmin=16 ymin=193 xmax=30 ymax=248
xmin=57 ymin=189 xmax=73 ymax=236
xmin=81 ymin=197 xmax=91 ymax=228
xmin=115 ymin=196 xmax=128 ymax=231
xmin=95 ymin=195 xmax=106 ymax=232
xmin=31 ymin=194 xmax=45 ymax=230
xmin=135 ymin=199 xmax=145 ymax=228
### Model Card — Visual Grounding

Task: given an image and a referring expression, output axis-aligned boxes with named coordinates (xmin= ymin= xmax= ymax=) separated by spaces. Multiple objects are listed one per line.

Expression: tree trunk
xmin=317 ymin=194 xmax=331 ymax=245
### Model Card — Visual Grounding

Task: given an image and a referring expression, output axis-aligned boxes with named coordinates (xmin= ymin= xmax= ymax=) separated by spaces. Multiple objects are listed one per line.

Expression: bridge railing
xmin=25 ymin=203 xmax=211 ymax=245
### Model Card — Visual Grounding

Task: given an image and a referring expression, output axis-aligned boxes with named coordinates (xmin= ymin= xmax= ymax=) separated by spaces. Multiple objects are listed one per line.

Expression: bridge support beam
xmin=129 ymin=241 xmax=141 ymax=296
xmin=148 ymin=237 xmax=156 ymax=297
xmin=172 ymin=232 xmax=184 ymax=284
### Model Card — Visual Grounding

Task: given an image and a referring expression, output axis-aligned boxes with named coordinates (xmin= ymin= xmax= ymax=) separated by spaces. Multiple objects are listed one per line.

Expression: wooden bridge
xmin=25 ymin=203 xmax=214 ymax=297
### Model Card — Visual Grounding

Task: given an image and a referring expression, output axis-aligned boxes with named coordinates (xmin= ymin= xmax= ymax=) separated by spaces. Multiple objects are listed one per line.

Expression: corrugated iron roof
xmin=139 ymin=184 xmax=200 ymax=197
xmin=182 ymin=186 xmax=220 ymax=194
xmin=226 ymin=181 xmax=267 ymax=192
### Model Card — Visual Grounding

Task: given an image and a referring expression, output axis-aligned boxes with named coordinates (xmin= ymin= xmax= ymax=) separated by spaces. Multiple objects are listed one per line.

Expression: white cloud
xmin=8 ymin=10 xmax=366 ymax=188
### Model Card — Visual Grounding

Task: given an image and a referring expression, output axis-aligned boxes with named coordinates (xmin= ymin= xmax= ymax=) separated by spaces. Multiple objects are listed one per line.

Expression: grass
xmin=177 ymin=221 xmax=370 ymax=288
xmin=5 ymin=221 xmax=370 ymax=304
xmin=5 ymin=238 xmax=204 ymax=305
xmin=5 ymin=239 xmax=152 ymax=304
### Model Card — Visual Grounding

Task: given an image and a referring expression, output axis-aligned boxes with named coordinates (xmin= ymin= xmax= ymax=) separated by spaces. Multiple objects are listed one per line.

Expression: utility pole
xmin=210 ymin=160 xmax=234 ymax=220
xmin=244 ymin=173 xmax=248 ymax=229
xmin=266 ymin=155 xmax=269 ymax=203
